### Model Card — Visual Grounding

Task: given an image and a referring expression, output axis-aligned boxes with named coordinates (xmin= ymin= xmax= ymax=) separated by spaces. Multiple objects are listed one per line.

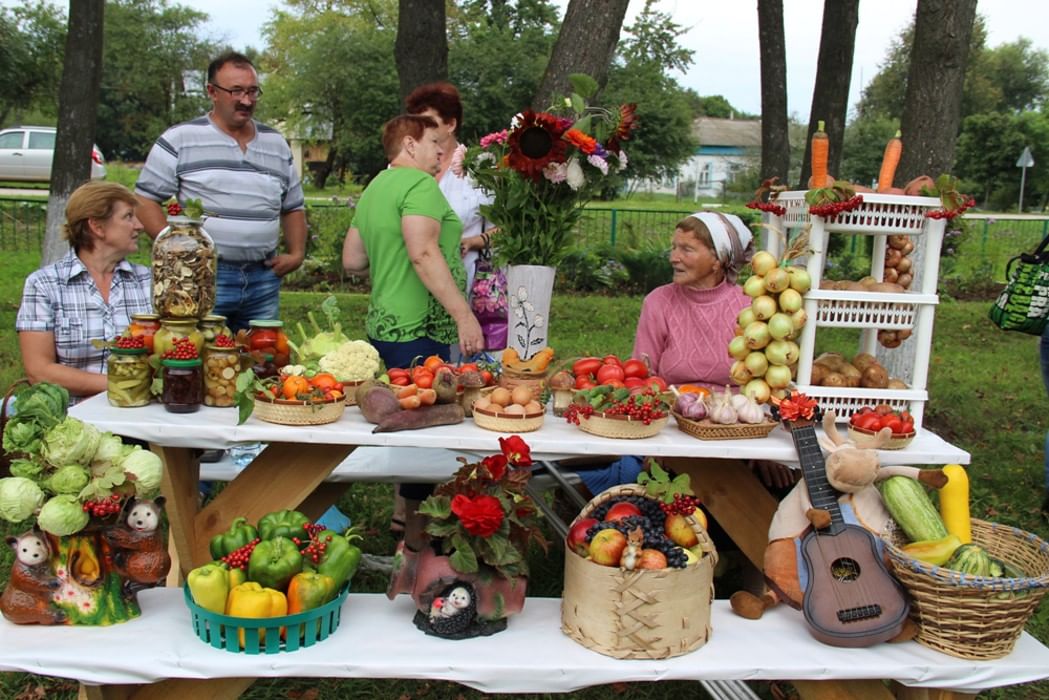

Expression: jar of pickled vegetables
xmin=127 ymin=313 xmax=160 ymax=354
xmin=107 ymin=348 xmax=151 ymax=407
xmin=203 ymin=343 xmax=240 ymax=407
xmin=161 ymin=358 xmax=203 ymax=413
xmin=152 ymin=217 xmax=217 ymax=318
xmin=246 ymin=320 xmax=290 ymax=369
xmin=199 ymin=315 xmax=231 ymax=344
xmin=153 ymin=318 xmax=205 ymax=361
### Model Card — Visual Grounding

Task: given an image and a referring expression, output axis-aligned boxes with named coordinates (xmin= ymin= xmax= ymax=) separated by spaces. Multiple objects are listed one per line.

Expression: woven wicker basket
xmin=253 ymin=396 xmax=345 ymax=426
xmin=884 ymin=518 xmax=1049 ymax=660
xmin=341 ymin=380 xmax=365 ymax=406
xmin=847 ymin=424 xmax=915 ymax=450
xmin=577 ymin=413 xmax=668 ymax=439
xmin=562 ymin=484 xmax=717 ymax=659
xmin=498 ymin=367 xmax=548 ymax=402
xmin=672 ymin=412 xmax=777 ymax=441
xmin=472 ymin=404 xmax=545 ymax=433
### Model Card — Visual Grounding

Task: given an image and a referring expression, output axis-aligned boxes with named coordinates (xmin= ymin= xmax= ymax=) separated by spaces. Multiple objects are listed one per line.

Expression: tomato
xmin=281 ymin=375 xmax=310 ymax=400
xmin=900 ymin=411 xmax=913 ymax=423
xmin=423 ymin=354 xmax=444 ymax=372
xmin=645 ymin=375 xmax=668 ymax=392
xmin=624 ymin=376 xmax=645 ymax=389
xmin=388 ymin=368 xmax=410 ymax=381
xmin=572 ymin=357 xmax=602 ymax=377
xmin=874 ymin=403 xmax=895 ymax=416
xmin=623 ymin=358 xmax=648 ymax=379
xmin=575 ymin=375 xmax=596 ymax=390
xmin=274 ymin=332 xmax=290 ymax=355
xmin=602 ymin=354 xmax=623 ymax=367
xmin=390 ymin=375 xmax=411 ymax=386
xmin=309 ymin=373 xmax=340 ymax=391
xmin=413 ymin=370 xmax=435 ymax=389
xmin=458 ymin=363 xmax=479 ymax=374
xmin=852 ymin=412 xmax=881 ymax=431
xmin=249 ymin=330 xmax=278 ymax=351
xmin=480 ymin=369 xmax=495 ymax=386
xmin=882 ymin=416 xmax=905 ymax=435
xmin=899 ymin=420 xmax=915 ymax=435
xmin=596 ymin=363 xmax=626 ymax=385
xmin=326 ymin=389 xmax=344 ymax=401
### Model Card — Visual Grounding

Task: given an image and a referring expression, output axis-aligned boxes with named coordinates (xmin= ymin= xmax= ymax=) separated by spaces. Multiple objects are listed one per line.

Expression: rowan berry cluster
xmin=926 ymin=197 xmax=976 ymax=220
xmin=809 ymin=195 xmax=864 ymax=218
xmin=212 ymin=334 xmax=236 ymax=348
xmin=220 ymin=538 xmax=261 ymax=570
xmin=82 ymin=494 xmax=122 ymax=517
xmin=162 ymin=337 xmax=198 ymax=360
xmin=299 ymin=533 xmax=332 ymax=565
xmin=659 ymin=492 xmax=702 ymax=516
xmin=165 ymin=202 xmax=183 ymax=216
xmin=745 ymin=200 xmax=787 ymax=217
xmin=114 ymin=335 xmax=145 ymax=350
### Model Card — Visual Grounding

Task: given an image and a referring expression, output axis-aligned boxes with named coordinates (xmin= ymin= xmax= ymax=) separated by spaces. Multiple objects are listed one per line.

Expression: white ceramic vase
xmin=504 ymin=264 xmax=556 ymax=360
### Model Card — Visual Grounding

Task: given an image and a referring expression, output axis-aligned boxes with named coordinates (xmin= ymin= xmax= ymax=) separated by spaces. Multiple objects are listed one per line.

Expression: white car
xmin=0 ymin=126 xmax=107 ymax=182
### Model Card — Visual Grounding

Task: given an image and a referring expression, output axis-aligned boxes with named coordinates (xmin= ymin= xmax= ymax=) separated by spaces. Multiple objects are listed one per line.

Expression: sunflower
xmin=507 ymin=110 xmax=568 ymax=180
xmin=607 ymin=102 xmax=639 ymax=152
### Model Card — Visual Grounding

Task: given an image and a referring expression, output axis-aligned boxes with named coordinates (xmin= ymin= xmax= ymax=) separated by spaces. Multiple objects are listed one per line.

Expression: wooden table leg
xmin=80 ymin=677 xmax=255 ymax=700
xmin=889 ymin=683 xmax=976 ymax=700
xmin=791 ymin=679 xmax=894 ymax=699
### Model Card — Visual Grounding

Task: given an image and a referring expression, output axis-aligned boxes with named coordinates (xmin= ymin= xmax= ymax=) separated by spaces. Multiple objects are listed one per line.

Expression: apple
xmin=605 ymin=501 xmax=642 ymax=522
xmin=566 ymin=517 xmax=598 ymax=557
xmin=664 ymin=513 xmax=699 ymax=548
xmin=682 ymin=547 xmax=699 ymax=565
xmin=637 ymin=549 xmax=668 ymax=570
xmin=589 ymin=528 xmax=628 ymax=566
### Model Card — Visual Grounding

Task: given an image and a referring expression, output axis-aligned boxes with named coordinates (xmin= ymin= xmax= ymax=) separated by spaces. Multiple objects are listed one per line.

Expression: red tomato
xmin=596 ymin=363 xmax=626 ymax=385
xmin=390 ymin=376 xmax=411 ymax=386
xmin=602 ymin=354 xmax=623 ymax=367
xmin=575 ymin=375 xmax=596 ymax=390
xmin=623 ymin=358 xmax=648 ymax=379
xmin=413 ymin=369 xmax=435 ymax=389
xmin=388 ymin=368 xmax=410 ymax=381
xmin=309 ymin=373 xmax=340 ymax=391
xmin=882 ymin=416 xmax=905 ymax=435
xmin=645 ymin=376 xmax=668 ymax=392
xmin=572 ymin=357 xmax=602 ymax=377
xmin=274 ymin=332 xmax=290 ymax=355
xmin=899 ymin=420 xmax=915 ymax=435
xmin=853 ymin=412 xmax=881 ymax=431
xmin=458 ymin=363 xmax=479 ymax=374
xmin=249 ymin=329 xmax=278 ymax=351
xmin=480 ymin=369 xmax=494 ymax=386
xmin=423 ymin=355 xmax=444 ymax=372
xmin=624 ymin=376 xmax=645 ymax=389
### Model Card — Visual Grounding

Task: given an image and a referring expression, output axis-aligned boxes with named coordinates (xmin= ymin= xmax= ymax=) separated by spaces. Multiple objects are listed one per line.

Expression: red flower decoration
xmin=451 ymin=494 xmax=505 ymax=537
xmin=775 ymin=391 xmax=819 ymax=422
xmin=564 ymin=129 xmax=598 ymax=155
xmin=506 ymin=110 xmax=568 ymax=180
xmin=481 ymin=454 xmax=507 ymax=480
xmin=499 ymin=435 xmax=532 ymax=466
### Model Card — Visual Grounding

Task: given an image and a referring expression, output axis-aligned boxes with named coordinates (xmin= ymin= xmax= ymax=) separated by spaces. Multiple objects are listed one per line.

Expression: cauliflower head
xmin=318 ymin=340 xmax=381 ymax=381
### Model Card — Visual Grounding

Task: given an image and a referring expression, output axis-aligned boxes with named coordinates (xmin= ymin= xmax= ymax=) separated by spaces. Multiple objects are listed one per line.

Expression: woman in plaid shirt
xmin=16 ymin=181 xmax=152 ymax=403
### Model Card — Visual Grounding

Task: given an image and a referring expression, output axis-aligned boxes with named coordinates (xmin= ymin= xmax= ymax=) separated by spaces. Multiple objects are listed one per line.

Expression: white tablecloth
xmin=0 ymin=590 xmax=1045 ymax=694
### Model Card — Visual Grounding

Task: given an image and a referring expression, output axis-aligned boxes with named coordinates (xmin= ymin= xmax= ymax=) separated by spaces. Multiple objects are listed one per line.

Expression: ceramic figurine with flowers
xmin=386 ymin=436 xmax=547 ymax=638
xmin=0 ymin=382 xmax=169 ymax=625
xmin=458 ymin=73 xmax=638 ymax=359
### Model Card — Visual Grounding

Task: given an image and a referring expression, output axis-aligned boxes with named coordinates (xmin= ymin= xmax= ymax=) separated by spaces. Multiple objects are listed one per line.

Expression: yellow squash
xmin=939 ymin=464 xmax=972 ymax=544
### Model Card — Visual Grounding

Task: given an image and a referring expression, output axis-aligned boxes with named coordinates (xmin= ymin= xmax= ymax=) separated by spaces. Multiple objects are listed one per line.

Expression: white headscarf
xmin=688 ymin=212 xmax=755 ymax=283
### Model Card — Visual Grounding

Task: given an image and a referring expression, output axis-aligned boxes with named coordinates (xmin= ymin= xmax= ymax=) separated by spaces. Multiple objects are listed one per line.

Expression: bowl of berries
xmin=563 ymin=386 xmax=669 ymax=439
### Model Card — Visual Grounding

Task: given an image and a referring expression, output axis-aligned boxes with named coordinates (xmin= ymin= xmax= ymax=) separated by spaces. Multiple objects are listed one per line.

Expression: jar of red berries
xmin=160 ymin=337 xmax=203 ymax=413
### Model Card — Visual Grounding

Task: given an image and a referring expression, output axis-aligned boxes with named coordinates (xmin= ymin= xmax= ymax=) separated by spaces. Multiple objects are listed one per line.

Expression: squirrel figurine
xmin=104 ymin=497 xmax=171 ymax=595
xmin=620 ymin=526 xmax=644 ymax=571
xmin=1 ymin=529 xmax=65 ymax=625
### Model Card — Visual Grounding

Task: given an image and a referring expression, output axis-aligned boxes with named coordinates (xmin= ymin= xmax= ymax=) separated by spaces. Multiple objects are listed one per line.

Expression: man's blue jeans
xmin=215 ymin=260 xmax=281 ymax=333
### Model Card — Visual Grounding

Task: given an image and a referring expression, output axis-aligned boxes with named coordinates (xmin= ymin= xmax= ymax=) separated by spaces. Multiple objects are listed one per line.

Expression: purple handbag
xmin=470 ymin=241 xmax=508 ymax=350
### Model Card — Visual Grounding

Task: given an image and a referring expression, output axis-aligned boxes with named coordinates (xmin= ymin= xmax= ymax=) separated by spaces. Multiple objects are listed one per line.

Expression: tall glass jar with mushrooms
xmin=152 ymin=216 xmax=217 ymax=319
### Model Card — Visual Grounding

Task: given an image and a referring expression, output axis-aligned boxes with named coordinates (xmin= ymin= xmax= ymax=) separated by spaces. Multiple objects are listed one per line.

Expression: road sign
xmin=1017 ymin=146 xmax=1035 ymax=168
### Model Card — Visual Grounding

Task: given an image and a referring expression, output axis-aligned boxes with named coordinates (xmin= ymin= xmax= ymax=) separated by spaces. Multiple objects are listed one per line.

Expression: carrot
xmin=810 ymin=120 xmax=829 ymax=188
xmin=877 ymin=130 xmax=903 ymax=193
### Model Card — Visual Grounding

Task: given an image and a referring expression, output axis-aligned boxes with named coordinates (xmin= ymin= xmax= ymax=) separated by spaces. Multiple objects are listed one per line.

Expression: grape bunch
xmin=82 ymin=494 xmax=123 ymax=518
xmin=162 ymin=337 xmax=199 ymax=361
xmin=808 ymin=194 xmax=864 ymax=218
xmin=591 ymin=494 xmax=666 ymax=529
xmin=212 ymin=334 xmax=236 ymax=348
xmin=114 ymin=335 xmax=145 ymax=350
xmin=220 ymin=537 xmax=261 ymax=570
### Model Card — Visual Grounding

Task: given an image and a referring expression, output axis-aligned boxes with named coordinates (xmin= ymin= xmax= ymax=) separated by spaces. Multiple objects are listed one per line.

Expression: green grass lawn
xmin=2 ymin=232 xmax=1049 ymax=696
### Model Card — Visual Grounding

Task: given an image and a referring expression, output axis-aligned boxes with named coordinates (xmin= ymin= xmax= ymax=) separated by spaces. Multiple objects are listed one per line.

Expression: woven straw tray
xmin=847 ymin=424 xmax=915 ymax=450
xmin=672 ymin=412 xmax=777 ymax=440
xmin=472 ymin=404 xmax=545 ymax=433
xmin=253 ymin=396 xmax=345 ymax=426
xmin=340 ymin=380 xmax=365 ymax=406
xmin=577 ymin=413 xmax=667 ymax=439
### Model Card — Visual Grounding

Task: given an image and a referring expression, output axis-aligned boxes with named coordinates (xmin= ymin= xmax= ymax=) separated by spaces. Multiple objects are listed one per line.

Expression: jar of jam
xmin=246 ymin=320 xmax=290 ymax=369
xmin=203 ymin=343 xmax=240 ymax=407
xmin=151 ymin=216 xmax=217 ymax=318
xmin=127 ymin=313 xmax=160 ymax=354
xmin=107 ymin=347 xmax=152 ymax=407
xmin=153 ymin=318 xmax=205 ymax=361
xmin=199 ymin=315 xmax=231 ymax=344
xmin=161 ymin=358 xmax=203 ymax=413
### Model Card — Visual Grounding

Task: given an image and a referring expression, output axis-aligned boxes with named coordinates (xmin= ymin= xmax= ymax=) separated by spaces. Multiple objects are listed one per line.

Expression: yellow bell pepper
xmin=187 ymin=563 xmax=231 ymax=614
xmin=225 ymin=581 xmax=288 ymax=648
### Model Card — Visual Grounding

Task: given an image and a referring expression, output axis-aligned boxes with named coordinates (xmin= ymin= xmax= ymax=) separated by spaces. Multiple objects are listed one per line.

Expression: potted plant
xmin=386 ymin=436 xmax=547 ymax=638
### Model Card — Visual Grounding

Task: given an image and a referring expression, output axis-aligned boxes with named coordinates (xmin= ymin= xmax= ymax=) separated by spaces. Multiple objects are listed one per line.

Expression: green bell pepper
xmin=187 ymin=562 xmax=231 ymax=614
xmin=303 ymin=529 xmax=361 ymax=590
xmin=209 ymin=516 xmax=259 ymax=560
xmin=257 ymin=509 xmax=311 ymax=543
xmin=247 ymin=536 xmax=303 ymax=591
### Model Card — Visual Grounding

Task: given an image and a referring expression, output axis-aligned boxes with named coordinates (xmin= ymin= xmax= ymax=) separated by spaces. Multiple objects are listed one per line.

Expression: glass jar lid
xmin=112 ymin=347 xmax=147 ymax=356
xmin=159 ymin=317 xmax=200 ymax=326
xmin=201 ymin=314 xmax=227 ymax=324
xmin=248 ymin=319 xmax=284 ymax=328
xmin=131 ymin=313 xmax=160 ymax=322
xmin=161 ymin=358 xmax=202 ymax=367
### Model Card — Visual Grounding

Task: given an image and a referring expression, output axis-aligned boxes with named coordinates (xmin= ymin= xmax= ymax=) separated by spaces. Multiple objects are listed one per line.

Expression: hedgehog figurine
xmin=426 ymin=582 xmax=476 ymax=637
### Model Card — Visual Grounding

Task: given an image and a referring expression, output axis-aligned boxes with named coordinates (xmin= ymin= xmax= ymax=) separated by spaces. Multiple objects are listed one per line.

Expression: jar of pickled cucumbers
xmin=203 ymin=342 xmax=240 ymax=407
xmin=161 ymin=358 xmax=203 ymax=413
xmin=107 ymin=347 xmax=152 ymax=407
xmin=153 ymin=317 xmax=205 ymax=361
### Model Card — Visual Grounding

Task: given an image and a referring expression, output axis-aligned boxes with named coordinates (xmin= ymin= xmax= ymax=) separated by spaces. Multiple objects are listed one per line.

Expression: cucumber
xmin=945 ymin=543 xmax=993 ymax=576
xmin=878 ymin=476 xmax=949 ymax=542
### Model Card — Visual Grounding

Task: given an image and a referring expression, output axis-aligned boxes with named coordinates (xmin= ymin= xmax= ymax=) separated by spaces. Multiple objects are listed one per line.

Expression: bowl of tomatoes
xmin=847 ymin=405 xmax=916 ymax=450
xmin=252 ymin=372 xmax=346 ymax=426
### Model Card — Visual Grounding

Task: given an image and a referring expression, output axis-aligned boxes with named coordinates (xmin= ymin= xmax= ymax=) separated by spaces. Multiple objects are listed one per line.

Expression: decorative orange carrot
xmin=877 ymin=130 xmax=903 ymax=193
xmin=810 ymin=120 xmax=829 ymax=188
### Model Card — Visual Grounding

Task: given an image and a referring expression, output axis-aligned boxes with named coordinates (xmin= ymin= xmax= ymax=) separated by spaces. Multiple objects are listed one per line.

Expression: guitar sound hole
xmin=830 ymin=557 xmax=861 ymax=582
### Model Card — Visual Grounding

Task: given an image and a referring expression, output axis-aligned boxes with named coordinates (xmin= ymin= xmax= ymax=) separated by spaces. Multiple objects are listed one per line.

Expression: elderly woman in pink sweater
xmin=633 ymin=212 xmax=753 ymax=391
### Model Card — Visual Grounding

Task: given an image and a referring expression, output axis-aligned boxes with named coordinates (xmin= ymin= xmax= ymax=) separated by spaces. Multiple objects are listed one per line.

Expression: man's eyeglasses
xmin=209 ymin=83 xmax=263 ymax=99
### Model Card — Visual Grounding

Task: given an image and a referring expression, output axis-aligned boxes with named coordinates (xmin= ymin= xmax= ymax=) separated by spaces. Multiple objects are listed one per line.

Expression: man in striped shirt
xmin=135 ymin=51 xmax=307 ymax=331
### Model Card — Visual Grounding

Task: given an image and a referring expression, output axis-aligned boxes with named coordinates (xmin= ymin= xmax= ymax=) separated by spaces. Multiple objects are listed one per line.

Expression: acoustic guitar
xmin=772 ymin=393 xmax=909 ymax=648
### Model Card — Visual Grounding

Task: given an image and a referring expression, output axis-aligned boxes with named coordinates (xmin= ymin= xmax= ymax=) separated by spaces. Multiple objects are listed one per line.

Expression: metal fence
xmin=3 ymin=197 xmax=1045 ymax=282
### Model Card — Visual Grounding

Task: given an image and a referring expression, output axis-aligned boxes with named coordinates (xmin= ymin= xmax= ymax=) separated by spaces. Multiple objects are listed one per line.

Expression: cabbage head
xmin=45 ymin=465 xmax=91 ymax=495
xmin=0 ymin=477 xmax=45 ymax=522
xmin=42 ymin=417 xmax=100 ymax=467
xmin=91 ymin=432 xmax=124 ymax=470
xmin=37 ymin=495 xmax=90 ymax=536
xmin=120 ymin=448 xmax=163 ymax=499
xmin=8 ymin=458 xmax=45 ymax=481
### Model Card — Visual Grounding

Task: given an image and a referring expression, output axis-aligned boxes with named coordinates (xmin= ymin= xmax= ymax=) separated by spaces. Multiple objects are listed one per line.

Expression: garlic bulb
xmin=708 ymin=387 xmax=738 ymax=425
xmin=735 ymin=394 xmax=766 ymax=424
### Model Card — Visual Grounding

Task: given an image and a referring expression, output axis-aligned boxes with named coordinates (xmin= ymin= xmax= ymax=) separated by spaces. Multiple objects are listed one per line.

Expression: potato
xmin=895 ymin=256 xmax=912 ymax=274
xmin=885 ymin=248 xmax=903 ymax=268
xmin=887 ymin=378 xmax=909 ymax=390
xmin=888 ymin=234 xmax=910 ymax=251
xmin=884 ymin=267 xmax=899 ymax=283
xmin=897 ymin=272 xmax=913 ymax=288
xmin=810 ymin=363 xmax=829 ymax=386
xmin=822 ymin=372 xmax=847 ymax=387
xmin=904 ymin=175 xmax=935 ymax=196
xmin=814 ymin=352 xmax=848 ymax=373
xmin=861 ymin=364 xmax=889 ymax=389
xmin=867 ymin=282 xmax=906 ymax=294
xmin=858 ymin=275 xmax=878 ymax=288
xmin=840 ymin=363 xmax=862 ymax=388
xmin=851 ymin=353 xmax=878 ymax=373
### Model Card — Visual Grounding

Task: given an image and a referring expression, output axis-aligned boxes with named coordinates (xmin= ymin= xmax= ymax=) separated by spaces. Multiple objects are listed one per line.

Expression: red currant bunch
xmin=166 ymin=201 xmax=183 ymax=216
xmin=746 ymin=200 xmax=787 ymax=217
xmin=563 ymin=402 xmax=596 ymax=426
xmin=82 ymin=493 xmax=123 ymax=517
xmin=810 ymin=194 xmax=864 ymax=219
xmin=114 ymin=335 xmax=146 ymax=350
xmin=212 ymin=334 xmax=236 ymax=348
xmin=659 ymin=492 xmax=702 ymax=516
xmin=927 ymin=196 xmax=976 ymax=220
xmin=220 ymin=537 xmax=261 ymax=570
xmin=162 ymin=337 xmax=199 ymax=360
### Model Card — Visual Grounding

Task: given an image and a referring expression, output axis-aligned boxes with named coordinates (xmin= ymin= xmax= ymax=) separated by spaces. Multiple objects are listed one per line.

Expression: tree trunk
xmin=878 ymin=0 xmax=976 ymax=384
xmin=395 ymin=0 xmax=448 ymax=101
xmin=757 ymin=0 xmax=790 ymax=183
xmin=533 ymin=0 xmax=629 ymax=109
xmin=42 ymin=0 xmax=105 ymax=266
xmin=798 ymin=0 xmax=859 ymax=188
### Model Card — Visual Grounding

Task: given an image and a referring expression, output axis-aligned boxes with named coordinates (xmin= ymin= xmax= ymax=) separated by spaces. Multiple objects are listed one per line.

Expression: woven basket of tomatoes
xmin=252 ymin=372 xmax=347 ymax=426
xmin=847 ymin=404 xmax=916 ymax=449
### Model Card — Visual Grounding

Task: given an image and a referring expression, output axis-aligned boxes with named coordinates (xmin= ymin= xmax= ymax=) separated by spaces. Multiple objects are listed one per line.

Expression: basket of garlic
xmin=671 ymin=386 xmax=778 ymax=440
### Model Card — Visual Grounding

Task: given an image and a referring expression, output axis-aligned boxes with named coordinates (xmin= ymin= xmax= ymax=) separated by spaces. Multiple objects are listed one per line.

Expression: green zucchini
xmin=878 ymin=476 xmax=949 ymax=542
